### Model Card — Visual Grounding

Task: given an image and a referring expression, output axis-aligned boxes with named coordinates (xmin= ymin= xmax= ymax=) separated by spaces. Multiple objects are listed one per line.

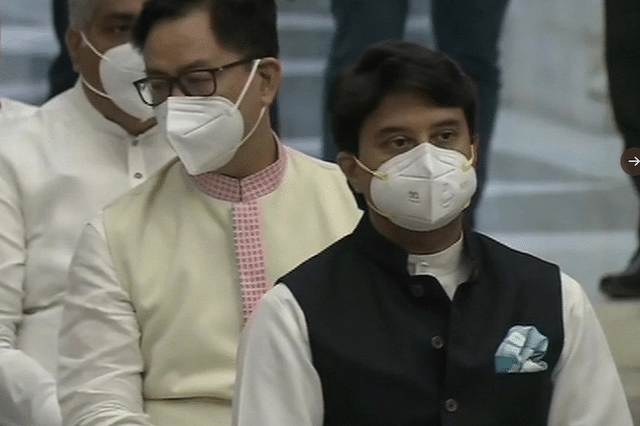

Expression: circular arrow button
xmin=621 ymin=148 xmax=640 ymax=176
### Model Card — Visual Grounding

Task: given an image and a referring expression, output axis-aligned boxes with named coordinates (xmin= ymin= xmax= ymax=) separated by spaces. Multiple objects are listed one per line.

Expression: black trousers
xmin=605 ymin=0 xmax=640 ymax=238
xmin=48 ymin=0 xmax=77 ymax=100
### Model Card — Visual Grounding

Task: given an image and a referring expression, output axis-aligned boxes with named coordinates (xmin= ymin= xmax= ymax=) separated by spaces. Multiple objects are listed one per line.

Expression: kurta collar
xmin=354 ymin=217 xmax=413 ymax=280
xmin=407 ymin=236 xmax=464 ymax=277
xmin=190 ymin=140 xmax=287 ymax=202
xmin=354 ymin=216 xmax=482 ymax=282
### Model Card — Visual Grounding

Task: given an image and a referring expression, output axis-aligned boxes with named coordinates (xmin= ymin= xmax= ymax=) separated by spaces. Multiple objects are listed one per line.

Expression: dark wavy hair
xmin=132 ymin=0 xmax=279 ymax=59
xmin=330 ymin=40 xmax=477 ymax=155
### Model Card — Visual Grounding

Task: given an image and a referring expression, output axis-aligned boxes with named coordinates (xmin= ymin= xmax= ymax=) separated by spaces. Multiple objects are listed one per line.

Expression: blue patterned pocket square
xmin=495 ymin=325 xmax=549 ymax=373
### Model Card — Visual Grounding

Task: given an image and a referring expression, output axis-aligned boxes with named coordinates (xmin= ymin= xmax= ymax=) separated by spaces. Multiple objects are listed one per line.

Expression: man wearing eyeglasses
xmin=57 ymin=1 xmax=361 ymax=425
xmin=0 ymin=1 xmax=176 ymax=425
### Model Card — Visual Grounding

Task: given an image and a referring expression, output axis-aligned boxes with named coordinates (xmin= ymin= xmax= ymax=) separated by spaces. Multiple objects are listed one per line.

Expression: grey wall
xmin=499 ymin=0 xmax=613 ymax=132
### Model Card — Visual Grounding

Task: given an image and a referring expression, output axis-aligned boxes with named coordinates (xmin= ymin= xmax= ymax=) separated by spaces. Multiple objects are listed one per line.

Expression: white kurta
xmin=58 ymin=145 xmax=362 ymax=426
xmin=233 ymin=240 xmax=634 ymax=426
xmin=0 ymin=98 xmax=36 ymax=120
xmin=0 ymin=83 xmax=175 ymax=426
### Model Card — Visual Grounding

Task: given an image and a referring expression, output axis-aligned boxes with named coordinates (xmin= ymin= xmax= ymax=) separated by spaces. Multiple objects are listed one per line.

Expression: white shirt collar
xmin=407 ymin=234 xmax=472 ymax=300
xmin=407 ymin=234 xmax=465 ymax=277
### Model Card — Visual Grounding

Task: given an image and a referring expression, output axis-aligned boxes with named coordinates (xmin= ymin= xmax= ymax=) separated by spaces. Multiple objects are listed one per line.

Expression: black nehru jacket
xmin=280 ymin=217 xmax=564 ymax=426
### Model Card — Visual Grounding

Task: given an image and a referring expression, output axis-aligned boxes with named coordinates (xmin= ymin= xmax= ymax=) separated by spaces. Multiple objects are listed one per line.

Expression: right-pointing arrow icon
xmin=621 ymin=148 xmax=640 ymax=176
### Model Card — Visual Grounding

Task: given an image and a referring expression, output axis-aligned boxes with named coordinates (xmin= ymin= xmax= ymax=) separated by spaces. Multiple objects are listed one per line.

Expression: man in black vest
xmin=232 ymin=41 xmax=632 ymax=426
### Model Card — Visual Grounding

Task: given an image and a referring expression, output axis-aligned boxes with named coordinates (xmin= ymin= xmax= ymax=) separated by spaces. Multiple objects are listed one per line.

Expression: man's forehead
xmin=92 ymin=0 xmax=148 ymax=21
xmin=142 ymin=9 xmax=241 ymax=74
xmin=370 ymin=94 xmax=466 ymax=125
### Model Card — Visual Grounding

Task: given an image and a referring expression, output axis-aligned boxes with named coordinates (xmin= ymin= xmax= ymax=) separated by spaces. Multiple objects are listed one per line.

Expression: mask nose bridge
xmin=418 ymin=141 xmax=476 ymax=174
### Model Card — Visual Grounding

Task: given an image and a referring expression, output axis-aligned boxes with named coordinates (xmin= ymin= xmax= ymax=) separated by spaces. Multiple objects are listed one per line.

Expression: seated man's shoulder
xmin=280 ymin=229 xmax=356 ymax=291
xmin=0 ymin=111 xmax=48 ymax=167
xmin=0 ymin=90 xmax=80 ymax=151
xmin=284 ymin=145 xmax=343 ymax=175
xmin=283 ymin=146 xmax=356 ymax=204
xmin=475 ymin=231 xmax=548 ymax=258
xmin=471 ymin=231 xmax=560 ymax=275
xmin=0 ymin=98 xmax=36 ymax=119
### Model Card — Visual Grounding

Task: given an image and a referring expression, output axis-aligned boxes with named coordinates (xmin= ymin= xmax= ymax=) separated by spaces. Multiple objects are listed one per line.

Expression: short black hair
xmin=330 ymin=40 xmax=477 ymax=155
xmin=132 ymin=0 xmax=279 ymax=59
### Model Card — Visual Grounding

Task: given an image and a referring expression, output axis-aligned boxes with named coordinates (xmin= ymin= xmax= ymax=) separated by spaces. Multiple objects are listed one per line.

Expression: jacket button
xmin=410 ymin=284 xmax=425 ymax=298
xmin=431 ymin=335 xmax=444 ymax=349
xmin=134 ymin=172 xmax=143 ymax=179
xmin=445 ymin=398 xmax=458 ymax=412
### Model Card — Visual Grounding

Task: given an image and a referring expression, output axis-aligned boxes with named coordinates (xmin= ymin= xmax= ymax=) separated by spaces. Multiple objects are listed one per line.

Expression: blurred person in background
xmin=57 ymin=0 xmax=360 ymax=425
xmin=1 ymin=18 xmax=38 ymax=118
xmin=46 ymin=0 xmax=283 ymax=124
xmin=48 ymin=0 xmax=79 ymax=99
xmin=0 ymin=0 xmax=175 ymax=424
xmin=233 ymin=40 xmax=633 ymax=426
xmin=599 ymin=0 xmax=640 ymax=298
xmin=322 ymin=0 xmax=509 ymax=229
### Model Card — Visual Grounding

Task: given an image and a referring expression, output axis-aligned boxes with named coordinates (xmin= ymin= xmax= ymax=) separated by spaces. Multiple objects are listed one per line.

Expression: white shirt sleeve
xmin=0 ymin=149 xmax=62 ymax=426
xmin=0 ymin=349 xmax=61 ymax=426
xmin=232 ymin=284 xmax=323 ymax=426
xmin=234 ymin=274 xmax=634 ymax=425
xmin=549 ymin=272 xmax=634 ymax=426
xmin=57 ymin=215 xmax=154 ymax=426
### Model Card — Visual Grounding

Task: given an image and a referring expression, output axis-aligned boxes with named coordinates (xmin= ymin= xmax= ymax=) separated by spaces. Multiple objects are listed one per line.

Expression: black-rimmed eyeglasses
xmin=133 ymin=57 xmax=256 ymax=107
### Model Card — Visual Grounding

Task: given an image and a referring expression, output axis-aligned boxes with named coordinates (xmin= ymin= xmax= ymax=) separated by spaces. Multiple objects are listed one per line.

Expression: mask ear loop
xmin=81 ymin=76 xmax=112 ymax=99
xmin=460 ymin=145 xmax=476 ymax=210
xmin=80 ymin=32 xmax=107 ymax=60
xmin=240 ymin=105 xmax=267 ymax=144
xmin=461 ymin=144 xmax=475 ymax=174
xmin=235 ymin=59 xmax=266 ymax=144
xmin=78 ymin=32 xmax=113 ymax=99
xmin=350 ymin=155 xmax=399 ymax=221
xmin=352 ymin=156 xmax=389 ymax=181
xmin=234 ymin=59 xmax=261 ymax=109
xmin=79 ymin=33 xmax=144 ymax=99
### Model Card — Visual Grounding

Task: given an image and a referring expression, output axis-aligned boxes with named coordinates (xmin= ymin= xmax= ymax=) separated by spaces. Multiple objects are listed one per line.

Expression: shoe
xmin=600 ymin=249 xmax=640 ymax=298
xmin=600 ymin=272 xmax=640 ymax=298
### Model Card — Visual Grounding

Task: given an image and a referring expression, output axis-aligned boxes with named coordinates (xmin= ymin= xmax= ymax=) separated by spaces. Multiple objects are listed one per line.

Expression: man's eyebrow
xmin=102 ymin=13 xmax=137 ymax=23
xmin=373 ymin=119 xmax=463 ymax=136
xmin=374 ymin=126 xmax=412 ymax=136
xmin=146 ymin=60 xmax=213 ymax=77
xmin=431 ymin=118 xmax=464 ymax=128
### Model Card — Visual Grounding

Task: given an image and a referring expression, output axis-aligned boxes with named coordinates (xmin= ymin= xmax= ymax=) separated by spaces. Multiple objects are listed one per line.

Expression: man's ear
xmin=257 ymin=58 xmax=282 ymax=106
xmin=66 ymin=28 xmax=82 ymax=73
xmin=471 ymin=133 xmax=480 ymax=169
xmin=337 ymin=151 xmax=365 ymax=194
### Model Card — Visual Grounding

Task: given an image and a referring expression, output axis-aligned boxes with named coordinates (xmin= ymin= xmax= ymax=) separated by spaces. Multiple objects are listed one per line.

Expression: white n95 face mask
xmin=156 ymin=59 xmax=266 ymax=175
xmin=355 ymin=142 xmax=477 ymax=232
xmin=80 ymin=33 xmax=154 ymax=121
